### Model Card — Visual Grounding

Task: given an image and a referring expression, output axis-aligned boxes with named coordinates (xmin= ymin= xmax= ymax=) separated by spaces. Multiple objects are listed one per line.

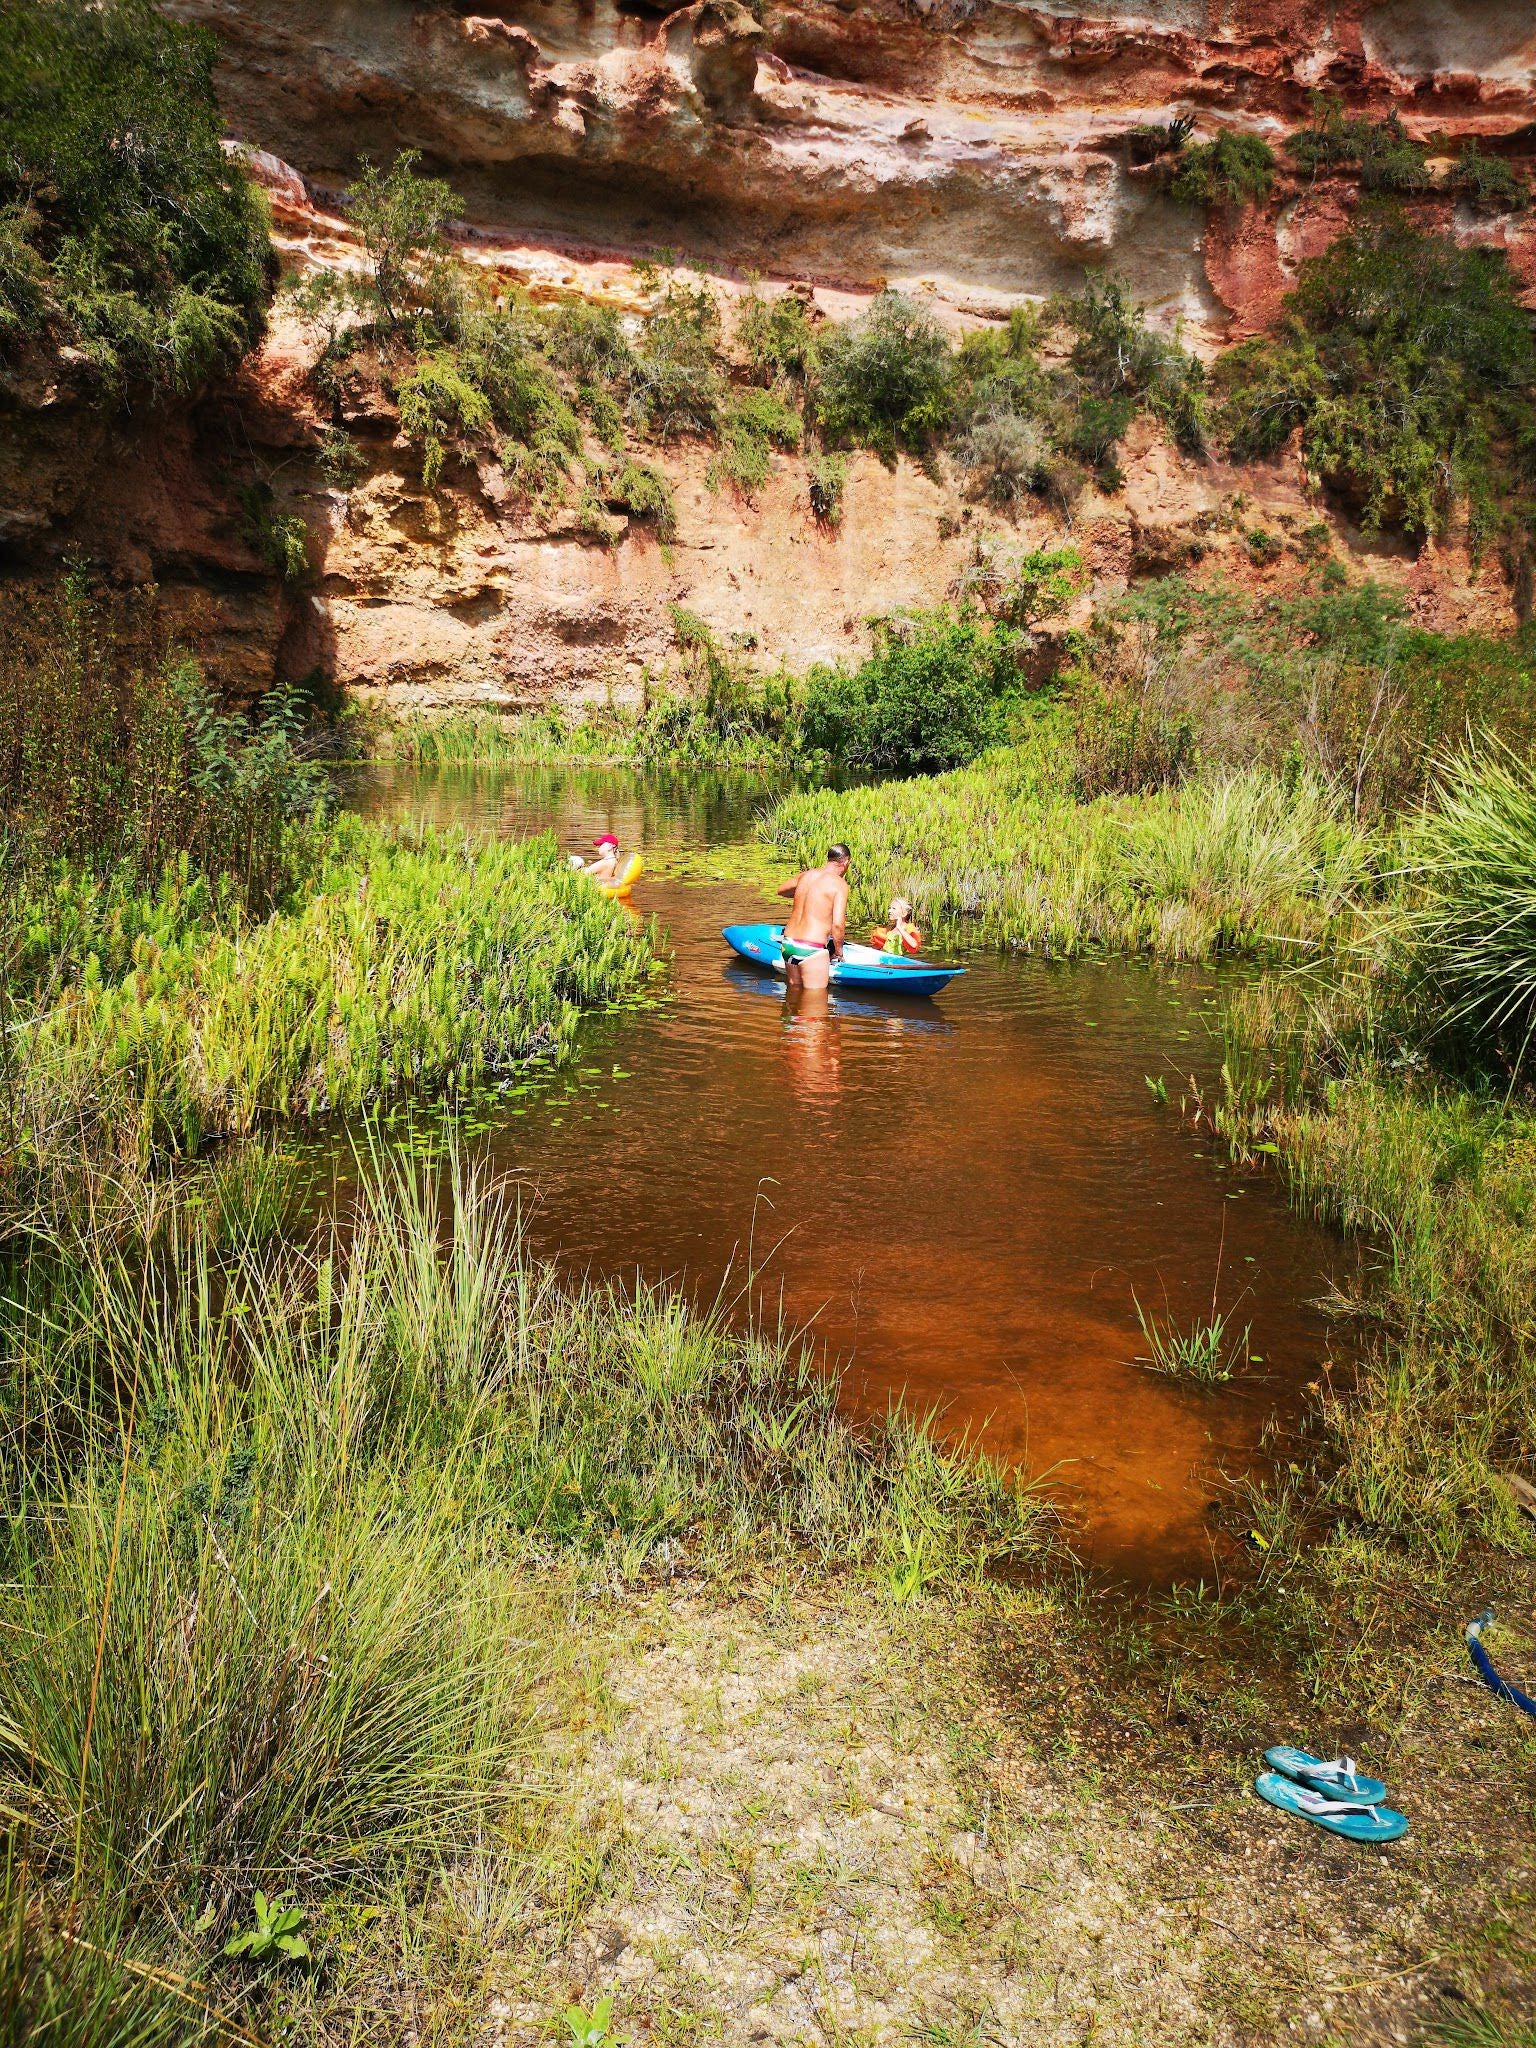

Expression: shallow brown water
xmin=349 ymin=761 xmax=1346 ymax=1585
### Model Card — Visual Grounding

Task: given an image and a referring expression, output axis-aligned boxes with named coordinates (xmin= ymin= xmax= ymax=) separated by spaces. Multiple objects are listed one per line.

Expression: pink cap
xmin=593 ymin=832 xmax=619 ymax=849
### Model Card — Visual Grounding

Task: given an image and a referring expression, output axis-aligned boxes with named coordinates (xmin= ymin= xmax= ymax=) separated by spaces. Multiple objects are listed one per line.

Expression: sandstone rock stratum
xmin=4 ymin=0 xmax=1534 ymax=701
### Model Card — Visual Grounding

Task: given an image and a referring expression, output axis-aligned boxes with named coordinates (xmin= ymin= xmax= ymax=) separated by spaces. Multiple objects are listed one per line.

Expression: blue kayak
xmin=722 ymin=924 xmax=964 ymax=1000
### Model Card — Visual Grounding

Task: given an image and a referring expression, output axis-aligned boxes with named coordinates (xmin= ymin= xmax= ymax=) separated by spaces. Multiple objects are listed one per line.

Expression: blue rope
xmin=1466 ymin=1609 xmax=1536 ymax=1718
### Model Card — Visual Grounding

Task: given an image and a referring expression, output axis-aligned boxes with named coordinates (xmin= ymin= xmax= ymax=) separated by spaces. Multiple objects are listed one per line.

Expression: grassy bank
xmin=0 ymin=1153 xmax=1046 ymax=2042
xmin=765 ymin=723 xmax=1378 ymax=962
xmin=0 ymin=581 xmax=658 ymax=1246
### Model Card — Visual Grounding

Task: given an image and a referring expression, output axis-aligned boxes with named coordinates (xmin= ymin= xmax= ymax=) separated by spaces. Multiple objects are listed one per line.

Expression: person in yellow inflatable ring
xmin=570 ymin=832 xmax=644 ymax=898
xmin=870 ymin=895 xmax=922 ymax=957
xmin=580 ymin=831 xmax=622 ymax=884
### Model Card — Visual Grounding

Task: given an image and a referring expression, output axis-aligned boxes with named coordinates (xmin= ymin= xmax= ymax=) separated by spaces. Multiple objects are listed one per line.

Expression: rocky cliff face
xmin=4 ymin=0 xmax=1534 ymax=704
xmin=166 ymin=0 xmax=1536 ymax=326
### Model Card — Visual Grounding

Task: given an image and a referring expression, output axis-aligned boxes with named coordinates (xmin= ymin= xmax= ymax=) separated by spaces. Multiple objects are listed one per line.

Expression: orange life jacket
xmin=871 ymin=922 xmax=923 ymax=957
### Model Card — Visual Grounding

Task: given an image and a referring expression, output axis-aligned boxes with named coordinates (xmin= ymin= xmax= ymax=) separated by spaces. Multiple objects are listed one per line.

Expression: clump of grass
xmin=764 ymin=728 xmax=1375 ymax=962
xmin=1407 ymin=737 xmax=1536 ymax=1076
xmin=378 ymin=707 xmax=638 ymax=766
xmin=1215 ymin=962 xmax=1536 ymax=1559
xmin=1133 ymin=1299 xmax=1251 ymax=1384
xmin=1133 ymin=1208 xmax=1252 ymax=1384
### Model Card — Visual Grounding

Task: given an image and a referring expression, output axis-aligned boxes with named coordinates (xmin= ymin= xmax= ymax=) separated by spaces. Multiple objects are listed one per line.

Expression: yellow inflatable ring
xmin=596 ymin=853 xmax=644 ymax=897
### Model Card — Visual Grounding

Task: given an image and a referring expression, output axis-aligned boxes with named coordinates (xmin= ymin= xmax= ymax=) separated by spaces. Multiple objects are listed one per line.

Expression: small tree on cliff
xmin=350 ymin=150 xmax=458 ymax=329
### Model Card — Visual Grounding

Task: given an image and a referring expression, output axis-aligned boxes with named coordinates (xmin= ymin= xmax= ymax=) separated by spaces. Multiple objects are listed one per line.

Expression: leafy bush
xmin=1359 ymin=114 xmax=1431 ymax=195
xmin=708 ymin=386 xmax=801 ymax=494
xmin=0 ymin=578 xmax=328 ymax=909
xmin=949 ymin=540 xmax=1081 ymax=633
xmin=547 ymin=296 xmax=635 ymax=384
xmin=957 ymin=409 xmax=1048 ymax=505
xmin=350 ymin=149 xmax=456 ymax=327
xmin=955 ymin=321 xmax=1049 ymax=424
xmin=801 ymin=609 xmax=1026 ymax=774
xmin=1066 ymin=393 xmax=1135 ymax=488
xmin=1285 ymin=94 xmax=1374 ymax=176
xmin=1170 ymin=131 xmax=1277 ymax=210
xmin=1217 ymin=210 xmax=1536 ymax=546
xmin=807 ymin=451 xmax=847 ymax=526
xmin=0 ymin=0 xmax=271 ymax=392
xmin=736 ymin=286 xmax=822 ymax=389
xmin=1451 ymin=145 xmax=1529 ymax=211
xmin=819 ymin=291 xmax=955 ymax=459
xmin=628 ymin=270 xmax=724 ymax=439
xmin=1286 ymin=97 xmax=1433 ymax=195
xmin=1083 ymin=570 xmax=1536 ymax=818
xmin=1058 ymin=276 xmax=1206 ymax=454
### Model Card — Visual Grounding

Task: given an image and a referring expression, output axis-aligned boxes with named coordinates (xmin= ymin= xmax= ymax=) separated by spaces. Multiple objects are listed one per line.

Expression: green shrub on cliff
xmin=628 ymin=268 xmax=726 ymax=439
xmin=1218 ymin=209 xmax=1536 ymax=547
xmin=1286 ymin=96 xmax=1432 ymax=196
xmin=708 ymin=385 xmax=801 ymax=494
xmin=737 ymin=285 xmax=823 ymax=391
xmin=1450 ymin=144 xmax=1529 ymax=211
xmin=1058 ymin=276 xmax=1207 ymax=455
xmin=0 ymin=0 xmax=271 ymax=392
xmin=819 ymin=290 xmax=955 ymax=460
xmin=1169 ymin=130 xmax=1277 ymax=211
xmin=350 ymin=148 xmax=457 ymax=328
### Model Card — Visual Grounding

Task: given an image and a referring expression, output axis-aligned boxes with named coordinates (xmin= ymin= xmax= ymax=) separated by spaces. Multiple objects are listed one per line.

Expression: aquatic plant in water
xmin=1132 ymin=1296 xmax=1251 ymax=1384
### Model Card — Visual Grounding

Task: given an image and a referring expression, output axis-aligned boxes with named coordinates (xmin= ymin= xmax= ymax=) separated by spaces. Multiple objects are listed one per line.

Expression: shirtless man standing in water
xmin=776 ymin=844 xmax=850 ymax=989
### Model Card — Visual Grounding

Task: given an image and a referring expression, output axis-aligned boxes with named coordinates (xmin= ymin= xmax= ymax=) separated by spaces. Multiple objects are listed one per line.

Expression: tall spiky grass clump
xmin=1410 ymin=738 xmax=1536 ymax=1074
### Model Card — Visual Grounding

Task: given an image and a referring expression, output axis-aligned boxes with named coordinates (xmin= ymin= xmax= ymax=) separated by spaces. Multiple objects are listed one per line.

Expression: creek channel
xmin=343 ymin=759 xmax=1349 ymax=1587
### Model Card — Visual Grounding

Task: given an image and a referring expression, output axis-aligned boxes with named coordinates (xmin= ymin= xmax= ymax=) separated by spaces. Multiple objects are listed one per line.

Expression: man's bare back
xmin=776 ymin=846 xmax=850 ymax=989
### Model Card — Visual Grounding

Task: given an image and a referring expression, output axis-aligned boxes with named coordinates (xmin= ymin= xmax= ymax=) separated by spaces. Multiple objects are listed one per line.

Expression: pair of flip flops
xmin=1255 ymin=1746 xmax=1408 ymax=1843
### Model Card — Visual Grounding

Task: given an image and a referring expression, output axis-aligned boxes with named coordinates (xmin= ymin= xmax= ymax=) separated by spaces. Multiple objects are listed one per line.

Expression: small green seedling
xmin=563 ymin=1994 xmax=615 ymax=2048
xmin=224 ymin=1890 xmax=310 ymax=1965
xmin=885 ymin=1512 xmax=939 ymax=1603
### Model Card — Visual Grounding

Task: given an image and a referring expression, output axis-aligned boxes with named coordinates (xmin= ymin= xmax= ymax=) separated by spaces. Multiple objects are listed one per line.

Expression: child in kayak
xmin=871 ymin=896 xmax=922 ymax=957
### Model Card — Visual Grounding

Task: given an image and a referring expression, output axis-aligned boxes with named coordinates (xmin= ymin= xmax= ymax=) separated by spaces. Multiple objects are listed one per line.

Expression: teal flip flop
xmin=1263 ymin=1746 xmax=1388 ymax=1805
xmin=1255 ymin=1770 xmax=1408 ymax=1843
